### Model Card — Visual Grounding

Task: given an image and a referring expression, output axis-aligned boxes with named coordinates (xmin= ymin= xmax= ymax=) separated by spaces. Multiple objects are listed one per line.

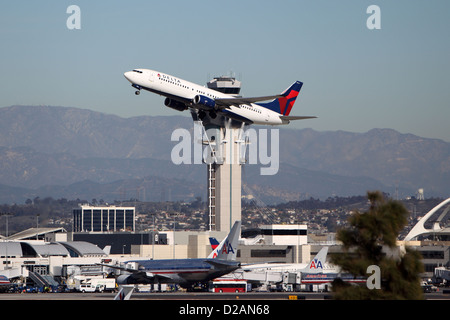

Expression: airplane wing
xmin=98 ymin=263 xmax=178 ymax=284
xmin=215 ymin=95 xmax=283 ymax=108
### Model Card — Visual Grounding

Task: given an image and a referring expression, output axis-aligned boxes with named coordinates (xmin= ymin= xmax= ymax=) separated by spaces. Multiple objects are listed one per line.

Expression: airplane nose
xmin=124 ymin=71 xmax=133 ymax=82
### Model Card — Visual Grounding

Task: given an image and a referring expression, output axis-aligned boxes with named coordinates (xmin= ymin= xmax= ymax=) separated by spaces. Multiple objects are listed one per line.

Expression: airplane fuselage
xmin=124 ymin=69 xmax=285 ymax=125
xmin=121 ymin=258 xmax=240 ymax=287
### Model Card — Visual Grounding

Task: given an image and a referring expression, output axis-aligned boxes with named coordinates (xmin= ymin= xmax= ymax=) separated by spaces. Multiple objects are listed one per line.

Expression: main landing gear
xmin=135 ymin=90 xmax=140 ymax=95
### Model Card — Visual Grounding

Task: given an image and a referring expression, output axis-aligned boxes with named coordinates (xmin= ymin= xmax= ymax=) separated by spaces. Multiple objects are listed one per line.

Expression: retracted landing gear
xmin=135 ymin=90 xmax=140 ymax=95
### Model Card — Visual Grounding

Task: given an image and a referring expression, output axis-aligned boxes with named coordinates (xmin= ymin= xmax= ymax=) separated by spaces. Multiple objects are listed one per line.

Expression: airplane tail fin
xmin=209 ymin=221 xmax=241 ymax=261
xmin=103 ymin=245 xmax=111 ymax=255
xmin=207 ymin=237 xmax=224 ymax=259
xmin=209 ymin=237 xmax=220 ymax=250
xmin=258 ymin=81 xmax=303 ymax=116
xmin=114 ymin=285 xmax=134 ymax=300
xmin=302 ymin=247 xmax=329 ymax=274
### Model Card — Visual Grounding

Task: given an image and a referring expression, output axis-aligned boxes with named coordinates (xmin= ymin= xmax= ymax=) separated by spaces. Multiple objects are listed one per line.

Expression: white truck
xmin=75 ymin=278 xmax=116 ymax=293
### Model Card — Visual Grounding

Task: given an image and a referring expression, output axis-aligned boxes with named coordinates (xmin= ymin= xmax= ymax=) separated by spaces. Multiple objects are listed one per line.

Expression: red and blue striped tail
xmin=258 ymin=81 xmax=303 ymax=116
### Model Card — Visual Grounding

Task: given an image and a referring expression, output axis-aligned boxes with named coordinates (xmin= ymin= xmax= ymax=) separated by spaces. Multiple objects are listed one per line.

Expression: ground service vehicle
xmin=210 ymin=279 xmax=247 ymax=293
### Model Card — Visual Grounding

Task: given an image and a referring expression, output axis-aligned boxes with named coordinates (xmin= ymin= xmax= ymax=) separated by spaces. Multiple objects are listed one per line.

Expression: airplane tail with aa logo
xmin=302 ymin=246 xmax=329 ymax=274
xmin=207 ymin=221 xmax=241 ymax=261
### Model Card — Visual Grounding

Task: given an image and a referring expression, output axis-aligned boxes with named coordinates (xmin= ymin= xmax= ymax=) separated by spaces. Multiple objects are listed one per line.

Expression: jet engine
xmin=193 ymin=95 xmax=216 ymax=109
xmin=164 ymin=98 xmax=188 ymax=111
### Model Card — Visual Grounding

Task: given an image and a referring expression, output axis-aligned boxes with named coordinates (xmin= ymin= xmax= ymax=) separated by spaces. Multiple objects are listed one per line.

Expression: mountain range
xmin=0 ymin=105 xmax=448 ymax=204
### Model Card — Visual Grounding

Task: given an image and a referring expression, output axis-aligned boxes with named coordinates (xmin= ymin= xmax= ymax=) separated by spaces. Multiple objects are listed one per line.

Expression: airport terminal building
xmin=73 ymin=205 xmax=135 ymax=232
xmin=1 ymin=200 xmax=449 ymax=292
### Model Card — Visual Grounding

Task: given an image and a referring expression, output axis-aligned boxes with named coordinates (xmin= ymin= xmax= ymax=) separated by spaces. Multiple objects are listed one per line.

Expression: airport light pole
xmin=152 ymin=214 xmax=155 ymax=260
xmin=0 ymin=212 xmax=13 ymax=238
xmin=172 ymin=213 xmax=178 ymax=259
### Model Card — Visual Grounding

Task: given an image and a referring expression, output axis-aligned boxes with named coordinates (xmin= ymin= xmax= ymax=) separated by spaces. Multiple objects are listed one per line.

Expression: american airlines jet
xmin=123 ymin=69 xmax=316 ymax=125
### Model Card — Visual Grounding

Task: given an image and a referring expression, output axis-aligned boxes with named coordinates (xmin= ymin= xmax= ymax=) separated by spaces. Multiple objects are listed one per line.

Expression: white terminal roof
xmin=0 ymin=241 xmax=106 ymax=258
xmin=6 ymin=227 xmax=66 ymax=241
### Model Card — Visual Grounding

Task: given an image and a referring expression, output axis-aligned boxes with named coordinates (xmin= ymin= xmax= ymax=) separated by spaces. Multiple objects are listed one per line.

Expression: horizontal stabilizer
xmin=280 ymin=115 xmax=317 ymax=124
xmin=280 ymin=116 xmax=317 ymax=120
xmin=205 ymin=259 xmax=241 ymax=269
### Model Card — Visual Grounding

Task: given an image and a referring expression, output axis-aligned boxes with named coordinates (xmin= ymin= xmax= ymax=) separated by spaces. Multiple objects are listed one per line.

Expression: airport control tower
xmin=193 ymin=75 xmax=244 ymax=232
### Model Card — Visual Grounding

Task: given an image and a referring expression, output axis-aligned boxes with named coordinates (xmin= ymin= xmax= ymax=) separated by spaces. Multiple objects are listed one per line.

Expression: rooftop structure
xmin=6 ymin=227 xmax=67 ymax=242
xmin=207 ymin=75 xmax=241 ymax=95
xmin=0 ymin=240 xmax=106 ymax=258
xmin=404 ymin=198 xmax=450 ymax=241
xmin=241 ymin=224 xmax=308 ymax=246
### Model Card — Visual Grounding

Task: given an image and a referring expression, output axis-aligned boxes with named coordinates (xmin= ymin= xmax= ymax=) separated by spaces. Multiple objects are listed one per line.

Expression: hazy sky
xmin=1 ymin=0 xmax=449 ymax=141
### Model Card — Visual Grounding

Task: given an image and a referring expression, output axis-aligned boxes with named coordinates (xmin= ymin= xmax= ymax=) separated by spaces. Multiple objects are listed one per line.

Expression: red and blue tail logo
xmin=258 ymin=81 xmax=303 ymax=116
xmin=309 ymin=259 xmax=323 ymax=270
xmin=209 ymin=237 xmax=220 ymax=250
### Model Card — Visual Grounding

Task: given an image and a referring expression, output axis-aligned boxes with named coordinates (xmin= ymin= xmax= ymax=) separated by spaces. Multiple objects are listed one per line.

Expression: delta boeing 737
xmin=123 ymin=69 xmax=316 ymax=125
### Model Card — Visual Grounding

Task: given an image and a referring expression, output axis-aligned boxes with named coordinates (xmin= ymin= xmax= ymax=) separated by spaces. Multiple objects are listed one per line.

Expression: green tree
xmin=331 ymin=191 xmax=424 ymax=299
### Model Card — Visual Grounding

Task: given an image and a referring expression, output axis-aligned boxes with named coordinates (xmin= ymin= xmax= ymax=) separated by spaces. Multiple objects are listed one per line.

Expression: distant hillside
xmin=0 ymin=105 xmax=189 ymax=160
xmin=277 ymin=128 xmax=450 ymax=197
xmin=0 ymin=105 xmax=448 ymax=204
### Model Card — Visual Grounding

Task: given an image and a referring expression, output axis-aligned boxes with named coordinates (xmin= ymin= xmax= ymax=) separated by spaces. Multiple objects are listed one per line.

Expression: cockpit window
xmin=132 ymin=69 xmax=143 ymax=73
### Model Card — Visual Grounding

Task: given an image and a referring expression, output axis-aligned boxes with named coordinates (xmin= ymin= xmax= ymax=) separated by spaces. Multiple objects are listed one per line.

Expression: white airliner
xmin=123 ymin=69 xmax=316 ymax=125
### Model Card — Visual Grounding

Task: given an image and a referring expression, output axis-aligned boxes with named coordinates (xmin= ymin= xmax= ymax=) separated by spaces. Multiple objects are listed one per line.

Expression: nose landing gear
xmin=132 ymin=84 xmax=142 ymax=95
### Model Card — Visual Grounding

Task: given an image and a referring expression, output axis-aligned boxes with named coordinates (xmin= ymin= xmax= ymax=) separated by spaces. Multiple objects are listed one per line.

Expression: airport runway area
xmin=0 ymin=291 xmax=448 ymax=300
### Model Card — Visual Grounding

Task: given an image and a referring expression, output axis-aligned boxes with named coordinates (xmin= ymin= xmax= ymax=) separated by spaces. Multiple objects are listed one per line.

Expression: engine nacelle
xmin=164 ymin=98 xmax=188 ymax=112
xmin=193 ymin=95 xmax=216 ymax=109
xmin=117 ymin=275 xmax=132 ymax=285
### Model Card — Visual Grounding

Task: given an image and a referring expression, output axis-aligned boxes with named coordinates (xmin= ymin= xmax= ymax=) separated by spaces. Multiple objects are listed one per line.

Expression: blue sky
xmin=1 ymin=0 xmax=449 ymax=141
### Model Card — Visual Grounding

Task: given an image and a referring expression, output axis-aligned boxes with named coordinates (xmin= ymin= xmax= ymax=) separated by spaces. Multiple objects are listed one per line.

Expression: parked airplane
xmin=208 ymin=239 xmax=364 ymax=286
xmin=123 ymin=69 xmax=316 ymax=125
xmin=208 ymin=237 xmax=332 ymax=272
xmin=300 ymin=247 xmax=366 ymax=285
xmin=103 ymin=221 xmax=241 ymax=297
xmin=0 ymin=275 xmax=12 ymax=292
